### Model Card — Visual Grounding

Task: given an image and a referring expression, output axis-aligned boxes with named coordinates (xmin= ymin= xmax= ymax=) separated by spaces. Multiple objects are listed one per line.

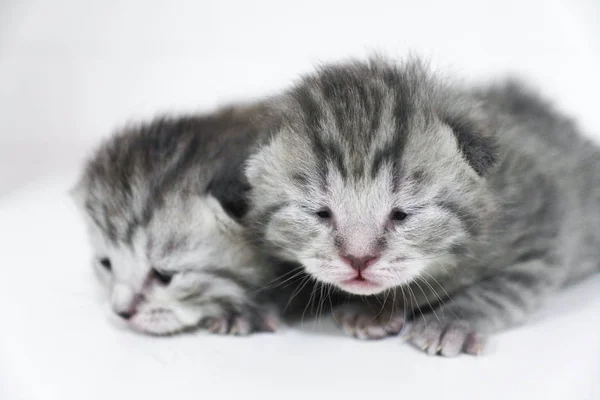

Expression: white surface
xmin=1 ymin=1 xmax=599 ymax=399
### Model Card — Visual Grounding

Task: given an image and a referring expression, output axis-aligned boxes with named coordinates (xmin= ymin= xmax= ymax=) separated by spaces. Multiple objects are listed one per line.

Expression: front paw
xmin=407 ymin=316 xmax=486 ymax=357
xmin=333 ymin=304 xmax=406 ymax=340
xmin=201 ymin=307 xmax=278 ymax=336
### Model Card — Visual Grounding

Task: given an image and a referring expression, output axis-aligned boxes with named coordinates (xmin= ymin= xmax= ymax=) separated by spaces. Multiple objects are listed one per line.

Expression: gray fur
xmin=73 ymin=104 xmax=277 ymax=335
xmin=245 ymin=57 xmax=600 ymax=355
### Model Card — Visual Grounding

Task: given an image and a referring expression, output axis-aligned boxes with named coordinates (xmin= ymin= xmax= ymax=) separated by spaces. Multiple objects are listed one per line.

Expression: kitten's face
xmin=77 ymin=192 xmax=256 ymax=335
xmin=246 ymin=61 xmax=496 ymax=296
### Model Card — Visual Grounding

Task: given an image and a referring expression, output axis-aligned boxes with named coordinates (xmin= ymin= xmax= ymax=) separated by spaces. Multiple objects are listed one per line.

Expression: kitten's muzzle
xmin=111 ymin=283 xmax=142 ymax=320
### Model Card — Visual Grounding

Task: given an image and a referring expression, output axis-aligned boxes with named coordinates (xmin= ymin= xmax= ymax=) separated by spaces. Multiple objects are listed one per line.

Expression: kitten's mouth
xmin=339 ymin=275 xmax=382 ymax=295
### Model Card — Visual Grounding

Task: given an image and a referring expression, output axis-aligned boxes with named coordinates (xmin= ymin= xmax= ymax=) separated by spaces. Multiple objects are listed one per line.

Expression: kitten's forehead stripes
xmin=124 ymin=216 xmax=141 ymax=245
xmin=292 ymin=86 xmax=347 ymax=183
xmin=101 ymin=204 xmax=117 ymax=243
xmin=79 ymin=106 xmax=267 ymax=245
xmin=288 ymin=62 xmax=432 ymax=186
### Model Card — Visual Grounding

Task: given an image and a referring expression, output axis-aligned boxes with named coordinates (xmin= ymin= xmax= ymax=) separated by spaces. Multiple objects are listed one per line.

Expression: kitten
xmin=244 ymin=57 xmax=600 ymax=355
xmin=72 ymin=104 xmax=278 ymax=336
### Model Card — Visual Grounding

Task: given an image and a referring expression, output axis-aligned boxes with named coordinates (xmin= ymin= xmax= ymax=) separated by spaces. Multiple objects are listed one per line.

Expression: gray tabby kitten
xmin=73 ymin=105 xmax=277 ymax=336
xmin=245 ymin=57 xmax=600 ymax=356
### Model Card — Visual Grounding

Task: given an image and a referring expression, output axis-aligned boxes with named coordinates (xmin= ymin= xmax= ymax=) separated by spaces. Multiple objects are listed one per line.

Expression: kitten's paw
xmin=333 ymin=304 xmax=405 ymax=340
xmin=407 ymin=317 xmax=486 ymax=357
xmin=202 ymin=308 xmax=278 ymax=336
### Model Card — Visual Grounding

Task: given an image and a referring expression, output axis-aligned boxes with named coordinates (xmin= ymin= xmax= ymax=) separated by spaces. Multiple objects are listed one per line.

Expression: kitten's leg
xmin=333 ymin=299 xmax=406 ymax=340
xmin=408 ymin=259 xmax=563 ymax=356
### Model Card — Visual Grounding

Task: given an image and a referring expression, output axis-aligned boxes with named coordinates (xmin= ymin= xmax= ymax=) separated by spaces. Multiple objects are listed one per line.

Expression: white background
xmin=1 ymin=1 xmax=599 ymax=399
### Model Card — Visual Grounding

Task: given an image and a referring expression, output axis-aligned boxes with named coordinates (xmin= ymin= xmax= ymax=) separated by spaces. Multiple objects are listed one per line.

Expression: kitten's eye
xmin=316 ymin=208 xmax=332 ymax=220
xmin=152 ymin=269 xmax=173 ymax=285
xmin=99 ymin=258 xmax=112 ymax=271
xmin=390 ymin=209 xmax=408 ymax=222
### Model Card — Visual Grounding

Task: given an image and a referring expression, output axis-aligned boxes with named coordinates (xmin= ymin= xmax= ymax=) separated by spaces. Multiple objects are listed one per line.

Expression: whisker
xmin=284 ymin=275 xmax=312 ymax=314
xmin=327 ymin=284 xmax=335 ymax=317
xmin=418 ymin=269 xmax=465 ymax=325
xmin=396 ymin=253 xmax=451 ymax=263
xmin=301 ymin=281 xmax=319 ymax=326
xmin=416 ymin=276 xmax=445 ymax=306
xmin=398 ymin=286 xmax=408 ymax=336
xmin=420 ymin=270 xmax=457 ymax=307
xmin=311 ymin=282 xmax=322 ymax=329
xmin=262 ymin=265 xmax=304 ymax=284
xmin=254 ymin=266 xmax=306 ymax=293
xmin=319 ymin=283 xmax=328 ymax=322
xmin=380 ymin=288 xmax=391 ymax=325
xmin=316 ymin=283 xmax=327 ymax=327
xmin=407 ymin=285 xmax=426 ymax=332
xmin=413 ymin=279 xmax=442 ymax=324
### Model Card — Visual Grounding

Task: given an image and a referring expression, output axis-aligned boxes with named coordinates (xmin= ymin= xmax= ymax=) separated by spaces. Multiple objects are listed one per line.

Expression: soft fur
xmin=245 ymin=57 xmax=600 ymax=355
xmin=73 ymin=105 xmax=277 ymax=335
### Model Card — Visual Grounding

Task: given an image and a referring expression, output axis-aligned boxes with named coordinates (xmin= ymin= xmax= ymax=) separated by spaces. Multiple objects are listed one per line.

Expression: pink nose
xmin=340 ymin=254 xmax=379 ymax=271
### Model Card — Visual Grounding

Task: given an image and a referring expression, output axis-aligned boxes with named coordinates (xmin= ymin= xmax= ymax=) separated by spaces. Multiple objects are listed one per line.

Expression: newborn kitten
xmin=73 ymin=104 xmax=277 ymax=336
xmin=245 ymin=58 xmax=600 ymax=355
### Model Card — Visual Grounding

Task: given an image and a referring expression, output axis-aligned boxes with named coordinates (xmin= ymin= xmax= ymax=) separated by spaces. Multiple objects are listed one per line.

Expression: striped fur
xmin=73 ymin=105 xmax=277 ymax=335
xmin=245 ymin=57 xmax=600 ymax=355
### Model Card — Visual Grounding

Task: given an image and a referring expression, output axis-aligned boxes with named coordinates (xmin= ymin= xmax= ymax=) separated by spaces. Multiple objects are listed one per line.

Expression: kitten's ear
xmin=207 ymin=164 xmax=250 ymax=220
xmin=445 ymin=114 xmax=498 ymax=176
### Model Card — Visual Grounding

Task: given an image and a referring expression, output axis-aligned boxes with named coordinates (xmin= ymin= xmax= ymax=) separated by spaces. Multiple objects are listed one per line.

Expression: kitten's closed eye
xmin=99 ymin=258 xmax=112 ymax=271
xmin=316 ymin=208 xmax=332 ymax=220
xmin=153 ymin=268 xmax=174 ymax=285
xmin=390 ymin=209 xmax=408 ymax=222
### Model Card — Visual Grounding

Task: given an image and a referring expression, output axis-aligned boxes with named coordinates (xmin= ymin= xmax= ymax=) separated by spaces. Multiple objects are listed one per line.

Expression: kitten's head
xmin=246 ymin=58 xmax=498 ymax=296
xmin=73 ymin=118 xmax=259 ymax=335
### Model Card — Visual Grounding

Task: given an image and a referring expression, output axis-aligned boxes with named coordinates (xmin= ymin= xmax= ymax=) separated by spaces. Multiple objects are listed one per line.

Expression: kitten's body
xmin=73 ymin=104 xmax=276 ymax=335
xmin=477 ymin=82 xmax=600 ymax=286
xmin=245 ymin=58 xmax=600 ymax=355
xmin=396 ymin=81 xmax=600 ymax=353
